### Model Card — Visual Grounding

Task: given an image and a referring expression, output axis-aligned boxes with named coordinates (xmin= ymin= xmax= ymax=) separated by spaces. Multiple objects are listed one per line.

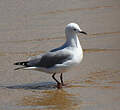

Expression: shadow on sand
xmin=1 ymin=82 xmax=57 ymax=90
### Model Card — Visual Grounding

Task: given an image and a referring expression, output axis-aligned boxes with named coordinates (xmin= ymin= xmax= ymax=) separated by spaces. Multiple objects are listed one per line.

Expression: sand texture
xmin=0 ymin=0 xmax=120 ymax=110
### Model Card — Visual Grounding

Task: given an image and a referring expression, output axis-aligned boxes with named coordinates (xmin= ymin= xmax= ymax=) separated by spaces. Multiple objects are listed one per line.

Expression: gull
xmin=14 ymin=23 xmax=87 ymax=89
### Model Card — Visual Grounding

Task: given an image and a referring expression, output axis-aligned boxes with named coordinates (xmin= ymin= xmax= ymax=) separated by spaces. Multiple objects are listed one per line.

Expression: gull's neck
xmin=50 ymin=31 xmax=83 ymax=53
xmin=65 ymin=31 xmax=81 ymax=48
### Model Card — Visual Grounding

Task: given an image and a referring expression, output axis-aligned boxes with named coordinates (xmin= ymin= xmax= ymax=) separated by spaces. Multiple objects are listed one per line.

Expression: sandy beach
xmin=0 ymin=0 xmax=120 ymax=110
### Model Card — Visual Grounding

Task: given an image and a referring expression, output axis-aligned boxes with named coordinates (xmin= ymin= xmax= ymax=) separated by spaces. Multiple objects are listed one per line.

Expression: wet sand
xmin=0 ymin=0 xmax=120 ymax=110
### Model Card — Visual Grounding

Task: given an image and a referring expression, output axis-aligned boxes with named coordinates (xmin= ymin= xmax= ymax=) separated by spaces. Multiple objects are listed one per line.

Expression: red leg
xmin=52 ymin=73 xmax=62 ymax=89
xmin=60 ymin=73 xmax=65 ymax=86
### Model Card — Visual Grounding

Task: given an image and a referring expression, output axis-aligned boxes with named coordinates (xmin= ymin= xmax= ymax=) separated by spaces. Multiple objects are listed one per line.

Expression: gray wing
xmin=27 ymin=51 xmax=72 ymax=68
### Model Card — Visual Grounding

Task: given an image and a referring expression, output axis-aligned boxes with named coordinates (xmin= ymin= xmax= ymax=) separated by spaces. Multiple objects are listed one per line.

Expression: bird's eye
xmin=73 ymin=29 xmax=77 ymax=31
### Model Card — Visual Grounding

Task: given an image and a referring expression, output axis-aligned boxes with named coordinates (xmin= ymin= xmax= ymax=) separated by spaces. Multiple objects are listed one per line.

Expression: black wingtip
xmin=14 ymin=62 xmax=20 ymax=65
xmin=14 ymin=61 xmax=28 ymax=66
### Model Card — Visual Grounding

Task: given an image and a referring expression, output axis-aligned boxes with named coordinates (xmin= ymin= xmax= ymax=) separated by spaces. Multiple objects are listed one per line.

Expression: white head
xmin=65 ymin=23 xmax=87 ymax=36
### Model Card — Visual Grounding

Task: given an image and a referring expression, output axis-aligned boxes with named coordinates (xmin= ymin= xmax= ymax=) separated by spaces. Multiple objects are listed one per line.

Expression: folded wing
xmin=27 ymin=51 xmax=72 ymax=68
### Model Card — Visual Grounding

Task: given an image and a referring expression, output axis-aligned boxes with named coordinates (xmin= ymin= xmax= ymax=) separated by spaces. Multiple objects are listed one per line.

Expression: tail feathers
xmin=14 ymin=61 xmax=28 ymax=66
xmin=14 ymin=66 xmax=27 ymax=70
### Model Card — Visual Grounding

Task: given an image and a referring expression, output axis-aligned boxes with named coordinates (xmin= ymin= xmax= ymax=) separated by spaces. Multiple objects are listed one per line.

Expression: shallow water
xmin=0 ymin=0 xmax=120 ymax=110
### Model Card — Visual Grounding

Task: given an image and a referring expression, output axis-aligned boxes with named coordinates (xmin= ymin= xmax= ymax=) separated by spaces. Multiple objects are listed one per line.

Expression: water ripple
xmin=0 ymin=31 xmax=120 ymax=44
xmin=41 ymin=5 xmax=116 ymax=15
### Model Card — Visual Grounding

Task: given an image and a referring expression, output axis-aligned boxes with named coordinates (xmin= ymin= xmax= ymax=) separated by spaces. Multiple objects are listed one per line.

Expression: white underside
xmin=23 ymin=63 xmax=77 ymax=74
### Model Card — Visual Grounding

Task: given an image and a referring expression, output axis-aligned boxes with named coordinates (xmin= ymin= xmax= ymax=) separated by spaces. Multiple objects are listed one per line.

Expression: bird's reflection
xmin=21 ymin=89 xmax=78 ymax=110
